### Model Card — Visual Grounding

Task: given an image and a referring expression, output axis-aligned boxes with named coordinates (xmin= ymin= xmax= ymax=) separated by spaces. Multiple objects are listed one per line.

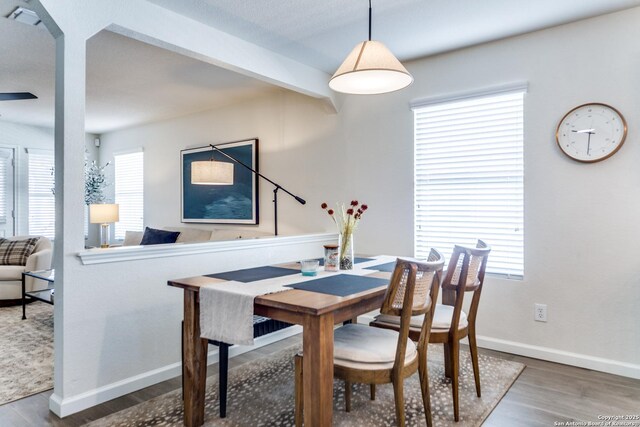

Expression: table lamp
xmin=90 ymin=204 xmax=119 ymax=248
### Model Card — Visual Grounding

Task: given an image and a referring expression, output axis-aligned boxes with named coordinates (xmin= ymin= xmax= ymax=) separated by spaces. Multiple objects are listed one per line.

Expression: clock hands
xmin=586 ymin=118 xmax=595 ymax=156
xmin=571 ymin=128 xmax=596 ymax=155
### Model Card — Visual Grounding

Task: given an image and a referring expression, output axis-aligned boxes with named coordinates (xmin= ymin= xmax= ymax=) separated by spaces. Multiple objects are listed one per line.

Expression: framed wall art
xmin=181 ymin=138 xmax=259 ymax=224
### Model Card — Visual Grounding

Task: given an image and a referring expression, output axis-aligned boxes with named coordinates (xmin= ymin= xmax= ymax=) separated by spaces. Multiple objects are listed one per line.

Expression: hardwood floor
xmin=482 ymin=349 xmax=640 ymax=426
xmin=1 ymin=336 xmax=638 ymax=426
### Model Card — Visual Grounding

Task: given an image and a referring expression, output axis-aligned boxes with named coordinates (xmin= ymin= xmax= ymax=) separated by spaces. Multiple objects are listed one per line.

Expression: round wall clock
xmin=556 ymin=103 xmax=627 ymax=163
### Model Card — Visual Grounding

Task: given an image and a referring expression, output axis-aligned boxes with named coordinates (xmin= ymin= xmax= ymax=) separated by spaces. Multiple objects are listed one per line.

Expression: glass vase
xmin=339 ymin=232 xmax=354 ymax=270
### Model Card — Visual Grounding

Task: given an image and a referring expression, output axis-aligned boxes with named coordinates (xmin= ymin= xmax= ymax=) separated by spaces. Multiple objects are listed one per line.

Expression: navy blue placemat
xmin=206 ymin=266 xmax=301 ymax=283
xmin=367 ymin=262 xmax=396 ymax=272
xmin=285 ymin=274 xmax=389 ymax=297
xmin=313 ymin=257 xmax=375 ymax=266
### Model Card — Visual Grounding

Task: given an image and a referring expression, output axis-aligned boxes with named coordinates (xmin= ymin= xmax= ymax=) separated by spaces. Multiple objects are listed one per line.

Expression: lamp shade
xmin=90 ymin=204 xmax=119 ymax=224
xmin=329 ymin=40 xmax=413 ymax=95
xmin=191 ymin=160 xmax=234 ymax=185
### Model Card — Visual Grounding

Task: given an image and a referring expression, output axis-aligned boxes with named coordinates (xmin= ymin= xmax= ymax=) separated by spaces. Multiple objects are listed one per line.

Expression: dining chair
xmin=294 ymin=250 xmax=445 ymax=427
xmin=372 ymin=240 xmax=491 ymax=422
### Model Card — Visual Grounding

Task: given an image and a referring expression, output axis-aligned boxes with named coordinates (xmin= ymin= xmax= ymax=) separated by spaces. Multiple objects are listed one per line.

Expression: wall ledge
xmin=77 ymin=232 xmax=337 ymax=265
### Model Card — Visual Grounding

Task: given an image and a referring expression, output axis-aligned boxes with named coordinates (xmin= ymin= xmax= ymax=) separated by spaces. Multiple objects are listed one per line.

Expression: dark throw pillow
xmin=0 ymin=237 xmax=39 ymax=266
xmin=139 ymin=227 xmax=181 ymax=245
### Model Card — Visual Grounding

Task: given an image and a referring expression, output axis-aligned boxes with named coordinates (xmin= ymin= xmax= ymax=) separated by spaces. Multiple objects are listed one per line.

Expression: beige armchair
xmin=0 ymin=236 xmax=53 ymax=301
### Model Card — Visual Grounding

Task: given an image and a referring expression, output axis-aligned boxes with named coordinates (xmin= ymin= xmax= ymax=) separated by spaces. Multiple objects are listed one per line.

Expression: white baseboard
xmin=50 ymin=325 xmax=303 ymax=418
xmin=50 ymin=319 xmax=640 ymax=417
xmin=476 ymin=335 xmax=640 ymax=380
xmin=359 ymin=313 xmax=640 ymax=379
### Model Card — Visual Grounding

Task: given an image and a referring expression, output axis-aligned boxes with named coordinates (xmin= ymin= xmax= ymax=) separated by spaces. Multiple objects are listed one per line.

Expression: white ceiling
xmin=146 ymin=0 xmax=640 ymax=73
xmin=0 ymin=1 xmax=54 ymax=128
xmin=2 ymin=0 xmax=640 ymax=133
xmin=0 ymin=1 xmax=278 ymax=134
xmin=85 ymin=31 xmax=278 ymax=134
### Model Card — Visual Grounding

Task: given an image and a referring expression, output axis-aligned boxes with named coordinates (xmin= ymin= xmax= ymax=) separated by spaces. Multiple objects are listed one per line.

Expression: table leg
xmin=21 ymin=273 xmax=26 ymax=320
xmin=183 ymin=290 xmax=208 ymax=427
xmin=303 ymin=313 xmax=334 ymax=427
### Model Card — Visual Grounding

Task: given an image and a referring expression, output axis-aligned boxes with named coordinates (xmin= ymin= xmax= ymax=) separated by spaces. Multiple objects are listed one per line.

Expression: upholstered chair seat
xmin=431 ymin=304 xmax=468 ymax=330
xmin=0 ymin=236 xmax=52 ymax=301
xmin=334 ymin=323 xmax=418 ymax=370
xmin=374 ymin=304 xmax=468 ymax=332
xmin=0 ymin=265 xmax=27 ymax=281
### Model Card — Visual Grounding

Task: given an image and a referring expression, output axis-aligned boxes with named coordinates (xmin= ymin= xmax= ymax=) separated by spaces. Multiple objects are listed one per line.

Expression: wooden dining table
xmin=168 ymin=260 xmax=393 ymax=427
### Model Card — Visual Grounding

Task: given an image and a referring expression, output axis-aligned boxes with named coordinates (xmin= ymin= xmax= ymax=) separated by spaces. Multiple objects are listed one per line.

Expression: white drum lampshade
xmin=191 ymin=160 xmax=234 ymax=185
xmin=89 ymin=203 xmax=119 ymax=224
xmin=89 ymin=204 xmax=119 ymax=248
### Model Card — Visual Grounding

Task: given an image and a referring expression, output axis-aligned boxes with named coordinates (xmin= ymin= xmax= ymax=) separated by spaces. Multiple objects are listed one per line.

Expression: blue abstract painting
xmin=181 ymin=139 xmax=259 ymax=224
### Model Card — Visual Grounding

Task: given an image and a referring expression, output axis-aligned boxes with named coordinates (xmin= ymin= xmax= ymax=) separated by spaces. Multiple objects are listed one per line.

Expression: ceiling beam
xmin=34 ymin=0 xmax=337 ymax=111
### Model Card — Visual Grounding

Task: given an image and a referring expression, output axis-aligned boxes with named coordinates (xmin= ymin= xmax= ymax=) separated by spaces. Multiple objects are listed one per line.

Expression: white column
xmin=50 ymin=33 xmax=87 ymax=416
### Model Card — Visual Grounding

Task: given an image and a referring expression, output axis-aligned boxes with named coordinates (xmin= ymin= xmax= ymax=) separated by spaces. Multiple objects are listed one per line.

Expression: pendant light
xmin=329 ymin=0 xmax=413 ymax=95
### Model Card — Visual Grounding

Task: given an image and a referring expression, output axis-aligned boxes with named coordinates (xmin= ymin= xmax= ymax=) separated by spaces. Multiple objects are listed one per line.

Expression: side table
xmin=22 ymin=269 xmax=55 ymax=320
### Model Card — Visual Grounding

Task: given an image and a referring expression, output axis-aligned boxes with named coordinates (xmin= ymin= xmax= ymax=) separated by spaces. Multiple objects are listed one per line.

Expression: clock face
xmin=556 ymin=103 xmax=627 ymax=163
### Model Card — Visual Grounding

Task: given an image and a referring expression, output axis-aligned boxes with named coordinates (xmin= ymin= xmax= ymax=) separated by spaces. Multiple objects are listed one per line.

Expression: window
xmin=114 ymin=150 xmax=143 ymax=240
xmin=28 ymin=149 xmax=55 ymax=239
xmin=0 ymin=150 xmax=10 ymax=225
xmin=413 ymin=87 xmax=525 ymax=278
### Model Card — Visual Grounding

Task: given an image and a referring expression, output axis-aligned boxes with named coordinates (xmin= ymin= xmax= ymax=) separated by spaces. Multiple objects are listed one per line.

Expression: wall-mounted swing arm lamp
xmin=191 ymin=144 xmax=306 ymax=236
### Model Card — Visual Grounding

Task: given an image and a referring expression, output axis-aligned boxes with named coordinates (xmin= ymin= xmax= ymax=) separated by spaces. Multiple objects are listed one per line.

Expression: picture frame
xmin=181 ymin=138 xmax=259 ymax=224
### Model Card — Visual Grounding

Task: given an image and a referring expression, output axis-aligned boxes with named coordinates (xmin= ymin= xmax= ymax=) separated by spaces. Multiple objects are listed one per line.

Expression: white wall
xmin=99 ymin=91 xmax=345 ymax=238
xmin=99 ymin=6 xmax=640 ymax=379
xmin=0 ymin=120 xmax=98 ymax=242
xmin=337 ymin=7 xmax=640 ymax=374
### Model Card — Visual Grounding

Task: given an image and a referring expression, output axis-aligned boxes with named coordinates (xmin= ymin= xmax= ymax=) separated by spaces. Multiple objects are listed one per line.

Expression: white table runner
xmin=199 ymin=256 xmax=396 ymax=345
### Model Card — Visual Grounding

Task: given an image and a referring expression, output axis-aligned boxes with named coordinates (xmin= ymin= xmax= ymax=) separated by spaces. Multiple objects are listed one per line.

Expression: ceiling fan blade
xmin=0 ymin=92 xmax=38 ymax=101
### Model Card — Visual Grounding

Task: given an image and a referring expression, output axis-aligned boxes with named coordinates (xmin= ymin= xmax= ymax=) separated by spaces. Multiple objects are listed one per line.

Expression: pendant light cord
xmin=368 ymin=0 xmax=372 ymax=41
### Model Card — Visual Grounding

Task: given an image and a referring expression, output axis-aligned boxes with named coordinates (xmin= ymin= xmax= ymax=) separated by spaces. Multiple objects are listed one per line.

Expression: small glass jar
xmin=324 ymin=244 xmax=339 ymax=272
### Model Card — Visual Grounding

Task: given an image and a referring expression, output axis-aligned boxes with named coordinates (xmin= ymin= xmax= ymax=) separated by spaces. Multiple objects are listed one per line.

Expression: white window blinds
xmin=84 ymin=204 xmax=89 ymax=239
xmin=114 ymin=150 xmax=143 ymax=240
xmin=28 ymin=149 xmax=55 ymax=239
xmin=0 ymin=152 xmax=9 ymax=224
xmin=413 ymin=89 xmax=525 ymax=278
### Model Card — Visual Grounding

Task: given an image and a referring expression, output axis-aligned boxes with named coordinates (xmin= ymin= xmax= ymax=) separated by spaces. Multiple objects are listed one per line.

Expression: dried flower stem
xmin=321 ymin=200 xmax=369 ymax=268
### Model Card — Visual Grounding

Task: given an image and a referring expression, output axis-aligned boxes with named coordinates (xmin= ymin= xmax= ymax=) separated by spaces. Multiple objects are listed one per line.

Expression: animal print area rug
xmin=0 ymin=302 xmax=53 ymax=406
xmin=88 ymin=341 xmax=524 ymax=426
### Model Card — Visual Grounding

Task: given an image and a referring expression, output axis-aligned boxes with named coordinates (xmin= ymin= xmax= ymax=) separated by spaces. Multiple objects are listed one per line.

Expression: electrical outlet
xmin=534 ymin=304 xmax=547 ymax=322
